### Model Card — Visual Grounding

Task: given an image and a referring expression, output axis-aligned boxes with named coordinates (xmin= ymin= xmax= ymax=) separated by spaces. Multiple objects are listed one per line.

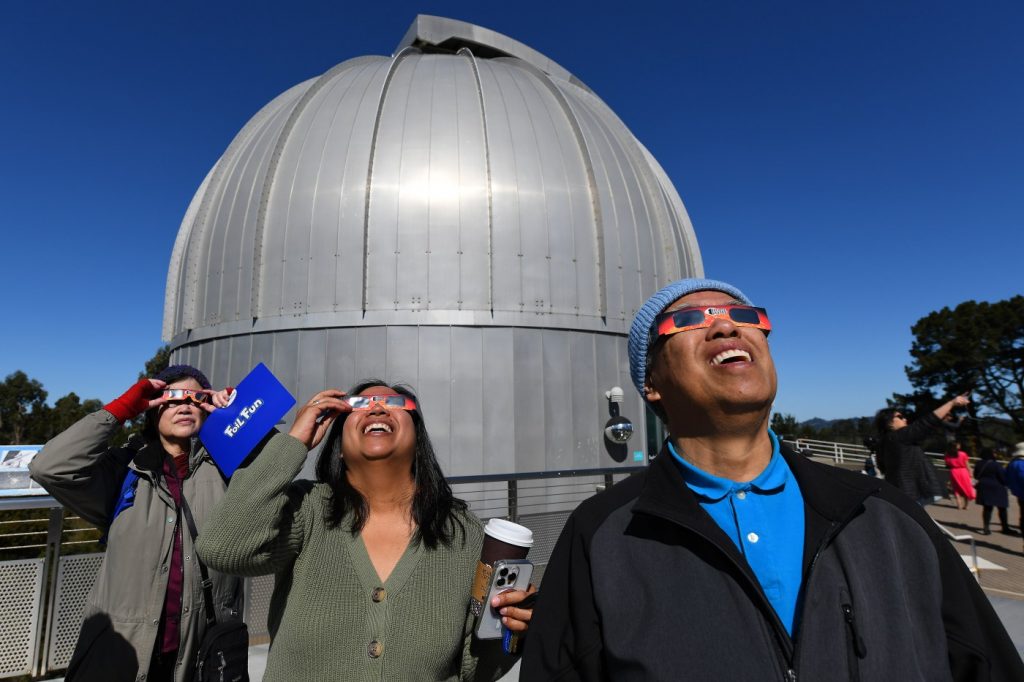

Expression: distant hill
xmin=787 ymin=415 xmax=876 ymax=447
xmin=801 ymin=418 xmax=837 ymax=431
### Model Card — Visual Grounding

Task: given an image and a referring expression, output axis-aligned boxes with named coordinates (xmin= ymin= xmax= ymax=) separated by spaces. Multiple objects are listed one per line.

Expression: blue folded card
xmin=200 ymin=363 xmax=296 ymax=477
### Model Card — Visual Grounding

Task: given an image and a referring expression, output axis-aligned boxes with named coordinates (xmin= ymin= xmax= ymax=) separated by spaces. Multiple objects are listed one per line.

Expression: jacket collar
xmin=780 ymin=443 xmax=879 ymax=571
xmin=633 ymin=437 xmax=879 ymax=571
xmin=637 ymin=438 xmax=877 ymax=521
xmin=780 ymin=442 xmax=879 ymax=522
xmin=632 ymin=441 xmax=741 ymax=557
xmin=129 ymin=436 xmax=206 ymax=477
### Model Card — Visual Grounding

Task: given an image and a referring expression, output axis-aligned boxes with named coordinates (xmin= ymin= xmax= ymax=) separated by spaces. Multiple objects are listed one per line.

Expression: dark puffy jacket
xmin=879 ymin=413 xmax=945 ymax=501
xmin=522 ymin=442 xmax=1023 ymax=681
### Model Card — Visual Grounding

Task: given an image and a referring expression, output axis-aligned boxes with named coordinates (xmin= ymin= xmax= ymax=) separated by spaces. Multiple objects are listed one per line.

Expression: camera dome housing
xmin=604 ymin=417 xmax=634 ymax=445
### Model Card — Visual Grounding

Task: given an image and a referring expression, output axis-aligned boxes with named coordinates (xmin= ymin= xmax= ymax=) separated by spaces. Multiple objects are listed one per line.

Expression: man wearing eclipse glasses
xmin=523 ymin=278 xmax=1022 ymax=681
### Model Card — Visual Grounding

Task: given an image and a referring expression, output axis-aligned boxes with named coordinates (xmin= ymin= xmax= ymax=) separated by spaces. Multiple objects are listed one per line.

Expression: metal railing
xmin=0 ymin=496 xmax=92 ymax=678
xmin=791 ymin=437 xmax=946 ymax=468
xmin=0 ymin=465 xmax=642 ymax=679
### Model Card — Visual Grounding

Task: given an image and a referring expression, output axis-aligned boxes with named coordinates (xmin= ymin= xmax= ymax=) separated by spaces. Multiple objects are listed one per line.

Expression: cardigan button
xmin=368 ymin=640 xmax=383 ymax=658
xmin=372 ymin=587 xmax=387 ymax=602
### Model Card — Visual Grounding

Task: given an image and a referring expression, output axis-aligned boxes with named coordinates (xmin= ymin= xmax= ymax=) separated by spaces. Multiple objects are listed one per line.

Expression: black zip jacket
xmin=522 ymin=443 xmax=1023 ymax=681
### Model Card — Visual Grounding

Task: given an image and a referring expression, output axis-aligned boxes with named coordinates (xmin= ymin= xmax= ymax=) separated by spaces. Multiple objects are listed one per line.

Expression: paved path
xmin=926 ymin=495 xmax=1024 ymax=598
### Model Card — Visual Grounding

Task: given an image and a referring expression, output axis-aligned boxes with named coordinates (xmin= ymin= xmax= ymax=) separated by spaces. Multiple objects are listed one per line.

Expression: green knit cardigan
xmin=195 ymin=432 xmax=514 ymax=681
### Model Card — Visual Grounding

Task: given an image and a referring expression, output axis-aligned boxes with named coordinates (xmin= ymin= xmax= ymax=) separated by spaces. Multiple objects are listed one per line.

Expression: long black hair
xmin=314 ymin=379 xmax=467 ymax=549
xmin=874 ymin=407 xmax=901 ymax=436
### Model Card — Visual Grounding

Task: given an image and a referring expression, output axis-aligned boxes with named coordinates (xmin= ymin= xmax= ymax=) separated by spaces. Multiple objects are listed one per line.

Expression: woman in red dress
xmin=944 ymin=442 xmax=976 ymax=510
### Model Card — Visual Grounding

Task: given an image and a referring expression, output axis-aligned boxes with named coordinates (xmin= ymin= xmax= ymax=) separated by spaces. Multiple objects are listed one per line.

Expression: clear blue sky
xmin=2 ymin=1 xmax=1021 ymax=422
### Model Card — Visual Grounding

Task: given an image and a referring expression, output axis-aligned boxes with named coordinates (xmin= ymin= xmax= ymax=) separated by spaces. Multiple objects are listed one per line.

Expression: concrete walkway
xmin=926 ymin=495 xmax=1024 ymax=598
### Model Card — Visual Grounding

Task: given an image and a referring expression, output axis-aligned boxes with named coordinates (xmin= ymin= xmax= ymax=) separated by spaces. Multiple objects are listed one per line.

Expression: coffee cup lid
xmin=484 ymin=518 xmax=534 ymax=547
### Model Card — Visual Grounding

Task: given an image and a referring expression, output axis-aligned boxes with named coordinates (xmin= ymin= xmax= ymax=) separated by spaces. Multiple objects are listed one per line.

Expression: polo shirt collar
xmin=667 ymin=430 xmax=785 ymax=502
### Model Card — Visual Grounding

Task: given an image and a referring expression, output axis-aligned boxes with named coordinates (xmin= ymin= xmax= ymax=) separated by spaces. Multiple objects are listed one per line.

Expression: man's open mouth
xmin=711 ymin=349 xmax=751 ymax=366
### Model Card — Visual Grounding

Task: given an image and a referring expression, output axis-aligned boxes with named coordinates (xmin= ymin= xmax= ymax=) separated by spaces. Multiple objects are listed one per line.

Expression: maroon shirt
xmin=156 ymin=455 xmax=189 ymax=655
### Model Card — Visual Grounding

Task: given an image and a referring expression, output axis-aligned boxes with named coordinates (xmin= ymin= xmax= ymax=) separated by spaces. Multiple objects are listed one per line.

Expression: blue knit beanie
xmin=155 ymin=364 xmax=212 ymax=390
xmin=627 ymin=278 xmax=753 ymax=399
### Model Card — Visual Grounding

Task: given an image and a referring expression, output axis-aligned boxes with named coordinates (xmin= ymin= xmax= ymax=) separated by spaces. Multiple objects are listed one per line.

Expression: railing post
xmin=35 ymin=507 xmax=64 ymax=676
xmin=508 ymin=480 xmax=518 ymax=522
xmin=604 ymin=474 xmax=614 ymax=491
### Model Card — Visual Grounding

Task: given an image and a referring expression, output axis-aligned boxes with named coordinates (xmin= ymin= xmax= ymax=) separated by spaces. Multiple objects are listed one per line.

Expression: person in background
xmin=196 ymin=380 xmax=532 ymax=681
xmin=29 ymin=366 xmax=242 ymax=682
xmin=944 ymin=441 xmax=976 ymax=510
xmin=875 ymin=397 xmax=968 ymax=505
xmin=522 ymin=277 xmax=1023 ymax=681
xmin=1004 ymin=442 xmax=1024 ymax=550
xmin=861 ymin=436 xmax=879 ymax=478
xmin=974 ymin=447 xmax=1011 ymax=536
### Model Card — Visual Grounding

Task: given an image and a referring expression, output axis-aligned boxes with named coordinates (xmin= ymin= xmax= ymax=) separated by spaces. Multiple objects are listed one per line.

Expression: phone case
xmin=474 ymin=559 xmax=534 ymax=640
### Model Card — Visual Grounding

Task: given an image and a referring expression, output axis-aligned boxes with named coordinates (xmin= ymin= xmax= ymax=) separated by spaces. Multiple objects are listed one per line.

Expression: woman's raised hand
xmin=289 ymin=390 xmax=352 ymax=450
xmin=104 ymin=378 xmax=168 ymax=421
xmin=198 ymin=387 xmax=235 ymax=413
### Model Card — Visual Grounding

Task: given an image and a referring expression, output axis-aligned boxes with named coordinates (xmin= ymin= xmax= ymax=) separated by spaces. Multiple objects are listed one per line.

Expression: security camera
xmin=604 ymin=416 xmax=634 ymax=444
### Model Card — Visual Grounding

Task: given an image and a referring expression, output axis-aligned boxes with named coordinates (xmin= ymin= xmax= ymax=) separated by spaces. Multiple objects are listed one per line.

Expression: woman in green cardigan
xmin=197 ymin=380 xmax=532 ymax=681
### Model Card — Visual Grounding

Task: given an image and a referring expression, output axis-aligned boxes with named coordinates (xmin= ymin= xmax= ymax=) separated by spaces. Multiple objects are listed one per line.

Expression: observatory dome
xmin=164 ymin=15 xmax=703 ymax=475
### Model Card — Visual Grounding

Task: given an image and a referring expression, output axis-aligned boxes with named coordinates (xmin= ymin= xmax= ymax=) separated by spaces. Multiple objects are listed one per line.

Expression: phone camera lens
xmin=508 ymin=571 xmax=518 ymax=582
xmin=499 ymin=568 xmax=508 ymax=576
xmin=496 ymin=578 xmax=505 ymax=586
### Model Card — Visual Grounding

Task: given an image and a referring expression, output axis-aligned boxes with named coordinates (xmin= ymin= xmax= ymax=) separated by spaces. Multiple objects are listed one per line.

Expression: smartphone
xmin=474 ymin=559 xmax=534 ymax=640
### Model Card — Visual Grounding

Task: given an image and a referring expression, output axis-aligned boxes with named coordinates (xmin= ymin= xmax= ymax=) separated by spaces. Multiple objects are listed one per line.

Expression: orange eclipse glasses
xmin=343 ymin=394 xmax=418 ymax=411
xmin=162 ymin=388 xmax=211 ymax=404
xmin=650 ymin=304 xmax=772 ymax=343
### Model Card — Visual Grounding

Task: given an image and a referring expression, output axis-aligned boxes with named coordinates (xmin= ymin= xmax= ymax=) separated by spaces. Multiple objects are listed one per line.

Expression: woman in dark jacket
xmin=974 ymin=447 xmax=1011 ymax=535
xmin=874 ymin=393 xmax=969 ymax=505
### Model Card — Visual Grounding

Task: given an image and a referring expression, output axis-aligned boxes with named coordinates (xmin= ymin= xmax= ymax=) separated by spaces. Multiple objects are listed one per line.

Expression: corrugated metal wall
xmin=174 ymin=326 xmax=643 ymax=477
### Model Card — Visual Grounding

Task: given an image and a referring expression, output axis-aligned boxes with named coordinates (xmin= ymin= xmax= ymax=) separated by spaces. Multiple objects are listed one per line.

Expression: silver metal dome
xmin=164 ymin=15 xmax=703 ymax=475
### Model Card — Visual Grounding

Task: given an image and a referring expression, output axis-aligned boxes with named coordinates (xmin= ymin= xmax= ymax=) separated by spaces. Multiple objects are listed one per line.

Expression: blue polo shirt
xmin=668 ymin=431 xmax=805 ymax=635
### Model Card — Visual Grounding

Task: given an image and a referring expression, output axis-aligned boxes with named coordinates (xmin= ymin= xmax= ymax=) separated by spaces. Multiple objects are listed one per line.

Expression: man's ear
xmin=643 ymin=378 xmax=662 ymax=404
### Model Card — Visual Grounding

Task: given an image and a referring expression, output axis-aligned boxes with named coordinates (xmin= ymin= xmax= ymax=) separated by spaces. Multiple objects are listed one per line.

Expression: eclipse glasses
xmin=650 ymin=304 xmax=771 ymax=343
xmin=162 ymin=388 xmax=211 ymax=404
xmin=343 ymin=394 xmax=418 ymax=411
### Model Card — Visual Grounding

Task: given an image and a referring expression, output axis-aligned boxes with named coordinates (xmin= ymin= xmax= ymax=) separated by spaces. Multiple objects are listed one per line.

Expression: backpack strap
xmin=179 ymin=495 xmax=218 ymax=628
xmin=100 ymin=470 xmax=141 ymax=545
